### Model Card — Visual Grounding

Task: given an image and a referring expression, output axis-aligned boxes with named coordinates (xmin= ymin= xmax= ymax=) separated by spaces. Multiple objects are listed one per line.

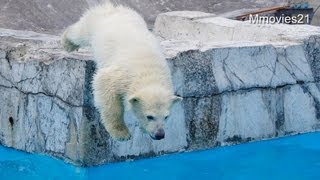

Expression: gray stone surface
xmin=0 ymin=0 xmax=294 ymax=34
xmin=0 ymin=12 xmax=320 ymax=165
xmin=0 ymin=29 xmax=188 ymax=165
xmin=0 ymin=0 xmax=89 ymax=34
xmin=154 ymin=11 xmax=320 ymax=43
xmin=310 ymin=0 xmax=320 ymax=26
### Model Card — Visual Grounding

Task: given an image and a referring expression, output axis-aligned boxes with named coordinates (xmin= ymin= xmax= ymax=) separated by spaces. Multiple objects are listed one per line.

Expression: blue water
xmin=1 ymin=133 xmax=320 ymax=180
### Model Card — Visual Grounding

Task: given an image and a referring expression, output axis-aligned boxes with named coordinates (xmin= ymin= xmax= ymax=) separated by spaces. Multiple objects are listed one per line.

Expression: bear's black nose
xmin=154 ymin=129 xmax=165 ymax=140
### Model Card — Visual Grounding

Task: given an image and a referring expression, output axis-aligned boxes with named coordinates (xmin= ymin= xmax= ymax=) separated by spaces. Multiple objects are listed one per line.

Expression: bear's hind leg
xmin=61 ymin=24 xmax=83 ymax=52
xmin=61 ymin=16 xmax=91 ymax=52
xmin=61 ymin=28 xmax=80 ymax=52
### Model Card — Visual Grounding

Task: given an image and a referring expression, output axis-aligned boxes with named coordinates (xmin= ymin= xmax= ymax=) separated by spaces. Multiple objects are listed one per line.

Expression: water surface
xmin=1 ymin=132 xmax=320 ymax=180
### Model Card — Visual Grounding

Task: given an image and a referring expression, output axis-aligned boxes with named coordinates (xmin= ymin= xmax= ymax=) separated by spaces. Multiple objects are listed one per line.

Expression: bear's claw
xmin=109 ymin=126 xmax=132 ymax=141
xmin=114 ymin=133 xmax=132 ymax=141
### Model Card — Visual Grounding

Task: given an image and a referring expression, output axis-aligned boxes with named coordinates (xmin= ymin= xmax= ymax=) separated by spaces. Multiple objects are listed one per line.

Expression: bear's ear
xmin=129 ymin=96 xmax=140 ymax=106
xmin=172 ymin=96 xmax=183 ymax=104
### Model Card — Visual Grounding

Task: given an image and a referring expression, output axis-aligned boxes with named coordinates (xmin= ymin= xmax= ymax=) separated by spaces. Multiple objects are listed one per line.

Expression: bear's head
xmin=128 ymin=86 xmax=182 ymax=140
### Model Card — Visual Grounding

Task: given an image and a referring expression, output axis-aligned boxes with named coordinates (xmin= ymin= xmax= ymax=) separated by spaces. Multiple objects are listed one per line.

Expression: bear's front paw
xmin=109 ymin=126 xmax=132 ymax=141
xmin=61 ymin=30 xmax=80 ymax=52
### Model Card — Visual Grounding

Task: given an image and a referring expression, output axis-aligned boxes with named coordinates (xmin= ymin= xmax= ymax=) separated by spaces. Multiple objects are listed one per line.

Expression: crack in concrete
xmin=182 ymin=80 xmax=318 ymax=99
xmin=222 ymin=48 xmax=250 ymax=87
xmin=269 ymin=51 xmax=279 ymax=85
xmin=0 ymin=84 xmax=82 ymax=108
xmin=0 ymin=64 xmax=83 ymax=107
xmin=298 ymin=83 xmax=320 ymax=120
xmin=0 ymin=71 xmax=12 ymax=85
xmin=277 ymin=48 xmax=300 ymax=81
xmin=283 ymin=48 xmax=309 ymax=78
xmin=221 ymin=49 xmax=234 ymax=89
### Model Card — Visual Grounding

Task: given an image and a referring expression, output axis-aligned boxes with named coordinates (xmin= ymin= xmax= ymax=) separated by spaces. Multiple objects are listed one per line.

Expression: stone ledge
xmin=154 ymin=11 xmax=320 ymax=43
xmin=163 ymin=36 xmax=320 ymax=98
xmin=0 ymin=25 xmax=320 ymax=166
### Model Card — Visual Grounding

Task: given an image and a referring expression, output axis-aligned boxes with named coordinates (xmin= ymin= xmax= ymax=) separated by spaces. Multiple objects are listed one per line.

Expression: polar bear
xmin=61 ymin=3 xmax=182 ymax=141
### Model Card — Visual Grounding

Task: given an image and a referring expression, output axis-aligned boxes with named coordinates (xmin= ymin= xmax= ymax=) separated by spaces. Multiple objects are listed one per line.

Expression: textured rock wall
xmin=154 ymin=11 xmax=320 ymax=42
xmin=1 ymin=0 xmax=319 ymax=35
xmin=0 ymin=12 xmax=320 ymax=166
xmin=156 ymin=12 xmax=320 ymax=150
xmin=163 ymin=38 xmax=320 ymax=149
xmin=309 ymin=0 xmax=320 ymax=26
xmin=0 ymin=0 xmax=291 ymax=34
xmin=0 ymin=29 xmax=188 ymax=165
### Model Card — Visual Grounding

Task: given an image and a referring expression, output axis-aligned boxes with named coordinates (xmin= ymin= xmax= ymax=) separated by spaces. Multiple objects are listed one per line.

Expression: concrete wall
xmin=0 ymin=13 xmax=319 ymax=165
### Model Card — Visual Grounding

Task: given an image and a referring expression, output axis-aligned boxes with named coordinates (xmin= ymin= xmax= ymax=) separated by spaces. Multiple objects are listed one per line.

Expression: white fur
xmin=61 ymin=3 xmax=180 ymax=141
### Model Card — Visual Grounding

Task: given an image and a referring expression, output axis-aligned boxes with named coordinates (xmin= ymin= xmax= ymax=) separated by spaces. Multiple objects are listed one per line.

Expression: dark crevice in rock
xmin=8 ymin=117 xmax=14 ymax=126
xmin=283 ymin=47 xmax=309 ymax=78
xmin=222 ymin=49 xmax=245 ymax=85
xmin=170 ymin=49 xmax=219 ymax=97
xmin=221 ymin=49 xmax=234 ymax=89
xmin=0 ymin=84 xmax=82 ymax=108
xmin=80 ymin=60 xmax=113 ymax=166
xmin=299 ymin=83 xmax=320 ymax=120
xmin=7 ymin=46 xmax=27 ymax=60
xmin=4 ymin=43 xmax=28 ymax=66
xmin=83 ymin=61 xmax=96 ymax=109
xmin=260 ymin=88 xmax=284 ymax=136
xmin=304 ymin=36 xmax=320 ymax=81
xmin=284 ymin=131 xmax=296 ymax=136
xmin=0 ymin=132 xmax=4 ymax=145
xmin=225 ymin=135 xmax=253 ymax=143
xmin=84 ymin=149 xmax=176 ymax=167
xmin=184 ymin=96 xmax=221 ymax=150
xmin=275 ymin=88 xmax=285 ymax=135
xmin=269 ymin=48 xmax=279 ymax=84
xmin=34 ymin=95 xmax=46 ymax=153
xmin=182 ymin=81 xmax=318 ymax=99
xmin=5 ymin=54 xmax=12 ymax=69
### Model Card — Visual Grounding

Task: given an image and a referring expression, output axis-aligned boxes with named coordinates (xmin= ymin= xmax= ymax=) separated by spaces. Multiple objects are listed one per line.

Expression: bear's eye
xmin=146 ymin=116 xmax=154 ymax=120
xmin=164 ymin=116 xmax=169 ymax=120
